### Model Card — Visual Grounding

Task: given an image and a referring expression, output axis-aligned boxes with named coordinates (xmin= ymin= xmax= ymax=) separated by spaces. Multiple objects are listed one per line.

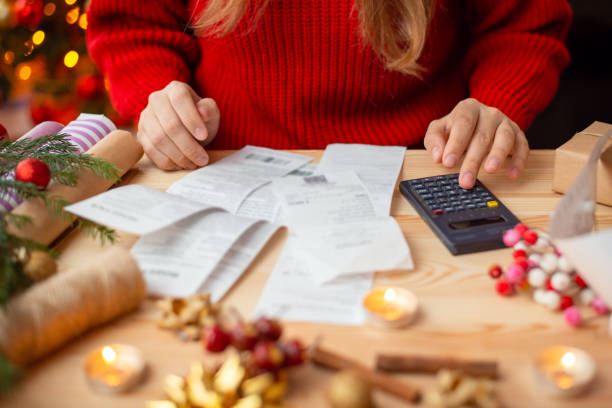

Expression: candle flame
xmin=101 ymin=346 xmax=117 ymax=363
xmin=561 ymin=352 xmax=576 ymax=368
xmin=384 ymin=288 xmax=397 ymax=302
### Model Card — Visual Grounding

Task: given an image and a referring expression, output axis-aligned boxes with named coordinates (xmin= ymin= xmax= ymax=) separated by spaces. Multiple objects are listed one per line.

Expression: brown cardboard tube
xmin=0 ymin=247 xmax=145 ymax=365
xmin=8 ymin=130 xmax=143 ymax=245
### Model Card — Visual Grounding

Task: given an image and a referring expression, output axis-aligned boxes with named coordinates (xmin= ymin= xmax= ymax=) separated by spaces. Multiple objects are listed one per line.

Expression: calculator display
xmin=399 ymin=174 xmax=520 ymax=255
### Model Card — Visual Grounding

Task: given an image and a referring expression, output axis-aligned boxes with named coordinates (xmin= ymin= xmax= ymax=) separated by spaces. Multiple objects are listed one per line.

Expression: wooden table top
xmin=3 ymin=150 xmax=611 ymax=408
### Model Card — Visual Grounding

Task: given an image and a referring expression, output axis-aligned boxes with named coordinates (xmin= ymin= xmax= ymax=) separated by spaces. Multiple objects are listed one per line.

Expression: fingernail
xmin=196 ymin=155 xmax=209 ymax=166
xmin=461 ymin=172 xmax=475 ymax=187
xmin=443 ymin=154 xmax=458 ymax=167
xmin=195 ymin=127 xmax=206 ymax=141
xmin=486 ymin=157 xmax=500 ymax=172
xmin=432 ymin=146 xmax=441 ymax=161
xmin=509 ymin=167 xmax=520 ymax=178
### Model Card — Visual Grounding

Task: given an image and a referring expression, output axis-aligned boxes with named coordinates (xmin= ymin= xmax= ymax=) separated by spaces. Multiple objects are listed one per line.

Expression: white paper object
xmin=167 ymin=146 xmax=312 ymax=213
xmin=253 ymin=236 xmax=374 ymax=325
xmin=319 ymin=144 xmax=406 ymax=217
xmin=65 ymin=184 xmax=211 ymax=235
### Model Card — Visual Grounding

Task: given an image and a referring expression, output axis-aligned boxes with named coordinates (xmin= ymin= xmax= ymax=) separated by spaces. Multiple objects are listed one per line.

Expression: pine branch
xmin=0 ymin=353 xmax=20 ymax=396
xmin=74 ymin=219 xmax=116 ymax=246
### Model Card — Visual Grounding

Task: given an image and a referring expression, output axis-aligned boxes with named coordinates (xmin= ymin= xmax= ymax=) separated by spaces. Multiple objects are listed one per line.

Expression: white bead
xmin=528 ymin=253 xmax=542 ymax=264
xmin=544 ymin=291 xmax=561 ymax=310
xmin=540 ymin=253 xmax=558 ymax=274
xmin=533 ymin=289 xmax=548 ymax=304
xmin=551 ymin=272 xmax=570 ymax=292
xmin=557 ymin=256 xmax=573 ymax=273
xmin=533 ymin=236 xmax=550 ymax=251
xmin=514 ymin=241 xmax=529 ymax=252
xmin=528 ymin=268 xmax=547 ymax=288
xmin=538 ymin=231 xmax=551 ymax=240
xmin=579 ymin=288 xmax=596 ymax=305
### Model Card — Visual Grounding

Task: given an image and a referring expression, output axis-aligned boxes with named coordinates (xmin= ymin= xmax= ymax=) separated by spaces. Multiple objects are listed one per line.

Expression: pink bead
xmin=592 ymin=297 xmax=610 ymax=315
xmin=503 ymin=229 xmax=521 ymax=247
xmin=505 ymin=264 xmax=525 ymax=284
xmin=527 ymin=259 xmax=538 ymax=268
xmin=564 ymin=306 xmax=581 ymax=326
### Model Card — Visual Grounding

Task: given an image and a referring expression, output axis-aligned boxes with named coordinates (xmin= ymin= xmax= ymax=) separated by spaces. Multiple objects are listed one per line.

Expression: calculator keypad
xmin=408 ymin=174 xmax=497 ymax=216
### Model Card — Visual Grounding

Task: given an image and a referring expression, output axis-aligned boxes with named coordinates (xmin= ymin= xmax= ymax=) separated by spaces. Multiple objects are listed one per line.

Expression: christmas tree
xmin=0 ymin=0 xmax=129 ymax=126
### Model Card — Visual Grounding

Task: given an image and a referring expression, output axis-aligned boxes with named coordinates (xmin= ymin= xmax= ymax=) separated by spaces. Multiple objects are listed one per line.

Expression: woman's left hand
xmin=424 ymin=98 xmax=529 ymax=189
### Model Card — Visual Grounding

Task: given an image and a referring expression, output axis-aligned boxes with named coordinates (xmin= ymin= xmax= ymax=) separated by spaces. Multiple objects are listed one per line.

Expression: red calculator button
xmin=433 ymin=209 xmax=444 ymax=215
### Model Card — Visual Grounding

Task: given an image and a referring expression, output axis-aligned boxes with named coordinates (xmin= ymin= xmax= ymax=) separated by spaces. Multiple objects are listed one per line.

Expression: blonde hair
xmin=193 ymin=0 xmax=435 ymax=76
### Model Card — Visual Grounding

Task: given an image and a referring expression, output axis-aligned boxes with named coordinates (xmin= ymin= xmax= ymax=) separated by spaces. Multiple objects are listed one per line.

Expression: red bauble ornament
xmin=77 ymin=74 xmax=106 ymax=100
xmin=0 ymin=123 xmax=8 ymax=141
xmin=15 ymin=158 xmax=50 ymax=189
xmin=15 ymin=0 xmax=44 ymax=28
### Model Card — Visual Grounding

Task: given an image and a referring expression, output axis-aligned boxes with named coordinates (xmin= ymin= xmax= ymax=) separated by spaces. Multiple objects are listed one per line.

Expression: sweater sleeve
xmin=86 ymin=0 xmax=200 ymax=119
xmin=462 ymin=0 xmax=572 ymax=130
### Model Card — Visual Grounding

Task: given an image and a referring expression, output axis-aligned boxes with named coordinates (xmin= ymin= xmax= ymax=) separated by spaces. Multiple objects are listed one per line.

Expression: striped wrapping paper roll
xmin=0 ymin=114 xmax=117 ymax=211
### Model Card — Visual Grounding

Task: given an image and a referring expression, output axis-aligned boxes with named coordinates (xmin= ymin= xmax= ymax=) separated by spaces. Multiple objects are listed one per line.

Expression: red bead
xmin=488 ymin=265 xmax=503 ymax=279
xmin=495 ymin=280 xmax=514 ymax=296
xmin=513 ymin=249 xmax=526 ymax=260
xmin=560 ymin=295 xmax=574 ymax=310
xmin=514 ymin=257 xmax=529 ymax=272
xmin=575 ymin=274 xmax=587 ymax=288
xmin=523 ymin=230 xmax=538 ymax=245
xmin=514 ymin=223 xmax=528 ymax=235
xmin=15 ymin=158 xmax=51 ymax=189
xmin=546 ymin=278 xmax=555 ymax=291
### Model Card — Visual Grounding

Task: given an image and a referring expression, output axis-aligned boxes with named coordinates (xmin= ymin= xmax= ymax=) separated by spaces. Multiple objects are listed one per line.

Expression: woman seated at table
xmin=86 ymin=0 xmax=571 ymax=188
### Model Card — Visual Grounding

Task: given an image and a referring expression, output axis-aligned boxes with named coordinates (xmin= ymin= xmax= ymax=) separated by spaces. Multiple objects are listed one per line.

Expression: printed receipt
xmin=253 ymin=236 xmax=374 ymax=325
xmin=319 ymin=144 xmax=406 ymax=217
xmin=167 ymin=145 xmax=312 ymax=213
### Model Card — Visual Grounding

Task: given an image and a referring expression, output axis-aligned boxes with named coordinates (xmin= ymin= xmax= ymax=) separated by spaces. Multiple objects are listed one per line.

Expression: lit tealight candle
xmin=363 ymin=287 xmax=418 ymax=329
xmin=533 ymin=346 xmax=596 ymax=397
xmin=84 ymin=344 xmax=146 ymax=394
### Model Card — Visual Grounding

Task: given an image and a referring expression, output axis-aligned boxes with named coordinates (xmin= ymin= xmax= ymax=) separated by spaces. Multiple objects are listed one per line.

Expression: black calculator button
xmin=466 ymin=204 xmax=476 ymax=209
xmin=443 ymin=207 xmax=454 ymax=213
xmin=476 ymin=202 xmax=487 ymax=208
xmin=420 ymin=193 xmax=433 ymax=200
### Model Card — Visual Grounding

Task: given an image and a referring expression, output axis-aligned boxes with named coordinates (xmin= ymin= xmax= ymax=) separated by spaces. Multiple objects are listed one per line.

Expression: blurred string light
xmin=65 ymin=0 xmax=77 ymax=5
xmin=64 ymin=50 xmax=79 ymax=68
xmin=18 ymin=65 xmax=32 ymax=80
xmin=24 ymin=40 xmax=34 ymax=56
xmin=66 ymin=7 xmax=79 ymax=24
xmin=78 ymin=13 xmax=87 ymax=30
xmin=43 ymin=2 xmax=56 ymax=16
xmin=32 ymin=30 xmax=45 ymax=46
xmin=3 ymin=51 xmax=15 ymax=65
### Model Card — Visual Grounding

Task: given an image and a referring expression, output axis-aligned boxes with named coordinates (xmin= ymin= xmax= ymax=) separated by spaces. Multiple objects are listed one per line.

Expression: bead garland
xmin=489 ymin=223 xmax=610 ymax=327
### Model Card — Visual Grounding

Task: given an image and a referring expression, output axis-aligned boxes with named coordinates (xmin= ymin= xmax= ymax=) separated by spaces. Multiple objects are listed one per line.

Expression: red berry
xmin=514 ymin=257 xmax=529 ymax=272
xmin=202 ymin=325 xmax=230 ymax=353
xmin=252 ymin=340 xmax=285 ymax=371
xmin=560 ymin=295 xmax=574 ymax=310
xmin=513 ymin=249 xmax=527 ymax=260
xmin=254 ymin=317 xmax=282 ymax=341
xmin=230 ymin=322 xmax=258 ymax=351
xmin=281 ymin=339 xmax=305 ymax=367
xmin=575 ymin=274 xmax=587 ymax=288
xmin=15 ymin=158 xmax=51 ymax=189
xmin=514 ymin=223 xmax=528 ymax=235
xmin=495 ymin=280 xmax=514 ymax=296
xmin=488 ymin=265 xmax=503 ymax=279
xmin=523 ymin=230 xmax=538 ymax=245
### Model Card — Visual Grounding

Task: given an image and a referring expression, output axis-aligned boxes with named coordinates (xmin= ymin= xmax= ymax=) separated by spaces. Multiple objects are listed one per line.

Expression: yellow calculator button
xmin=487 ymin=200 xmax=499 ymax=208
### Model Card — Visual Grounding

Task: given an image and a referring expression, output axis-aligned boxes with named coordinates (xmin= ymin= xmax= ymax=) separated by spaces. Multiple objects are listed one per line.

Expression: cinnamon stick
xmin=376 ymin=354 xmax=499 ymax=379
xmin=311 ymin=346 xmax=421 ymax=403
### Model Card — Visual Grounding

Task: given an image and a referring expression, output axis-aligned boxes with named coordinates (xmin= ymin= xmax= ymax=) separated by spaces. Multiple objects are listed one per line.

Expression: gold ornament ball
xmin=23 ymin=250 xmax=57 ymax=282
xmin=327 ymin=370 xmax=373 ymax=408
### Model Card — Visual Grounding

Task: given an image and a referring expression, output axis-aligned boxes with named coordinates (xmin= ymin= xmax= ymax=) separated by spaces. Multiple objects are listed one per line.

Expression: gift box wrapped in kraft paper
xmin=552 ymin=121 xmax=612 ymax=206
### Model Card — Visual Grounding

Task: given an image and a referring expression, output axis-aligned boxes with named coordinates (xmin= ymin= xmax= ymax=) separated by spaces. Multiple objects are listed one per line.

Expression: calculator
xmin=399 ymin=173 xmax=520 ymax=255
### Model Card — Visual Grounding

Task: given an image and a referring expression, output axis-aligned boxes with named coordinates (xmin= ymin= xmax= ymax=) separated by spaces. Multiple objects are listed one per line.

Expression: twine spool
xmin=0 ymin=246 xmax=146 ymax=366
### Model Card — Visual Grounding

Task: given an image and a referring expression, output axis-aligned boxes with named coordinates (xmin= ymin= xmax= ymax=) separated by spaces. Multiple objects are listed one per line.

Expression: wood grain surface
xmin=2 ymin=150 xmax=611 ymax=408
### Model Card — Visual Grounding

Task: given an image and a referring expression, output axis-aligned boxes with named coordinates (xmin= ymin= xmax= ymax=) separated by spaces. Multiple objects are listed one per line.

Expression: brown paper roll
xmin=8 ymin=130 xmax=143 ymax=245
xmin=0 ymin=246 xmax=146 ymax=366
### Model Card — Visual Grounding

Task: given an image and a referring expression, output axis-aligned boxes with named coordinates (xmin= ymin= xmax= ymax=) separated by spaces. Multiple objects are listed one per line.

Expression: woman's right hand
xmin=137 ymin=81 xmax=220 ymax=170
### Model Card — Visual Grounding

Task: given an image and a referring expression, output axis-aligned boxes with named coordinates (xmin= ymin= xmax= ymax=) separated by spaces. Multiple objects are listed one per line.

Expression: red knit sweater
xmin=87 ymin=0 xmax=571 ymax=150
